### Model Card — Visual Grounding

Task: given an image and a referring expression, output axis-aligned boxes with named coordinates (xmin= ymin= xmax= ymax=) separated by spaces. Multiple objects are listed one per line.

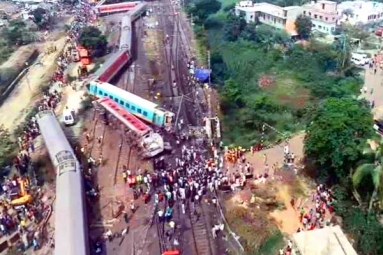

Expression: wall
xmin=312 ymin=19 xmax=336 ymax=34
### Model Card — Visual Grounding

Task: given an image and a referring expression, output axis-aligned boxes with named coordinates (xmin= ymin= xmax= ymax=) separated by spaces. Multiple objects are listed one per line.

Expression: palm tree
xmin=352 ymin=139 xmax=383 ymax=213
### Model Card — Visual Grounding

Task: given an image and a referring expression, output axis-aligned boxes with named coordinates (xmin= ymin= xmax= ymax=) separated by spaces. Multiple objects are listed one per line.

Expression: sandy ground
xmin=244 ymin=133 xmax=305 ymax=176
xmin=362 ymin=67 xmax=383 ymax=119
xmin=0 ymin=37 xmax=66 ymax=130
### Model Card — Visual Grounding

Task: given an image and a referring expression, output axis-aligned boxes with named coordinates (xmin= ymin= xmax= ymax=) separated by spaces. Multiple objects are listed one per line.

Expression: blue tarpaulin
xmin=194 ymin=69 xmax=211 ymax=82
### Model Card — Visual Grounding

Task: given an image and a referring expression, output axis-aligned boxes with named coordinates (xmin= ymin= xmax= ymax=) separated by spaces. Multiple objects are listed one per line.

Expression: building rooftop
xmin=303 ymin=0 xmax=338 ymax=9
xmin=236 ymin=2 xmax=301 ymax=18
xmin=338 ymin=1 xmax=383 ymax=12
xmin=293 ymin=226 xmax=358 ymax=255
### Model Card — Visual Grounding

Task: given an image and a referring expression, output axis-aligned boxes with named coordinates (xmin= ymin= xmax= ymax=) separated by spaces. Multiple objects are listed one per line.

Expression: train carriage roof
xmin=93 ymin=81 xmax=161 ymax=111
xmin=35 ymin=110 xmax=76 ymax=167
xmin=35 ymin=110 xmax=88 ymax=255
xmin=97 ymin=97 xmax=152 ymax=137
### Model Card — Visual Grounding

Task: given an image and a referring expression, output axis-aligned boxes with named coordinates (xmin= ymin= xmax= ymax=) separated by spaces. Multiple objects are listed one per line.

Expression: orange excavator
xmin=10 ymin=177 xmax=33 ymax=206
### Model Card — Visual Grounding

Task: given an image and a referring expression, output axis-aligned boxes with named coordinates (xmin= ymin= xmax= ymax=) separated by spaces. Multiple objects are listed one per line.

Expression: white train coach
xmin=36 ymin=110 xmax=88 ymax=255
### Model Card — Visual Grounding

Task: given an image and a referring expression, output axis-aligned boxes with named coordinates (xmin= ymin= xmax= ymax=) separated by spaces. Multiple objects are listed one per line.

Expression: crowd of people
xmin=0 ymin=1 xmax=97 ymax=254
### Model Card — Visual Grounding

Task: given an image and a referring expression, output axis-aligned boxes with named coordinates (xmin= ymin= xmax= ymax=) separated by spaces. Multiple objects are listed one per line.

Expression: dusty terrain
xmin=0 ymin=38 xmax=66 ymax=130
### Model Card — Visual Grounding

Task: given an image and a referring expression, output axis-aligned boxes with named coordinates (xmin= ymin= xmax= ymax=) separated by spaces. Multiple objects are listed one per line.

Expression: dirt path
xmin=0 ymin=37 xmax=66 ymax=130
xmin=245 ymin=133 xmax=305 ymax=176
xmin=243 ymin=133 xmax=311 ymax=235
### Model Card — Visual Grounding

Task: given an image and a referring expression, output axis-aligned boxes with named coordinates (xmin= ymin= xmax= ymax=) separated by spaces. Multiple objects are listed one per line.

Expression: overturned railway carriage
xmin=97 ymin=98 xmax=165 ymax=157
xmin=120 ymin=14 xmax=132 ymax=51
xmin=129 ymin=2 xmax=147 ymax=21
xmin=94 ymin=1 xmax=140 ymax=15
xmin=92 ymin=51 xmax=131 ymax=83
xmin=88 ymin=81 xmax=174 ymax=128
xmin=36 ymin=110 xmax=88 ymax=255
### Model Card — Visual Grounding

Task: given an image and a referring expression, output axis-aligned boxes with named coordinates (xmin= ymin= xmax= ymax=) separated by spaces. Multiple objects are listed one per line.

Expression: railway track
xmin=156 ymin=2 xmax=176 ymax=99
xmin=188 ymin=201 xmax=214 ymax=255
xmin=89 ymin=113 xmax=106 ymax=161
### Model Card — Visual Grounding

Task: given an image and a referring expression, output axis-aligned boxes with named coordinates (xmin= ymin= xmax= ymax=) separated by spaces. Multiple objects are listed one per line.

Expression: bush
xmin=0 ymin=126 xmax=17 ymax=169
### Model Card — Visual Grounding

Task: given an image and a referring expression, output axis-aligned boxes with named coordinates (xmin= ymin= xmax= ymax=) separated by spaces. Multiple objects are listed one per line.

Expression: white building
xmin=293 ymin=226 xmax=358 ymax=255
xmin=337 ymin=1 xmax=383 ymax=25
xmin=302 ymin=0 xmax=339 ymax=35
xmin=235 ymin=1 xmax=303 ymax=36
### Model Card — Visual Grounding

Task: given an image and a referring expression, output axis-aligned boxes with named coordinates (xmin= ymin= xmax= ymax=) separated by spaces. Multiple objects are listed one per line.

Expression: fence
xmin=214 ymin=191 xmax=245 ymax=255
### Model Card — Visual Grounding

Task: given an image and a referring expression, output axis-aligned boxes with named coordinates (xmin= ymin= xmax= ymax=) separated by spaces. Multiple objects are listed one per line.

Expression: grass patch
xmin=262 ymin=72 xmax=311 ymax=110
xmin=256 ymin=231 xmax=284 ymax=255
xmin=225 ymin=203 xmax=284 ymax=254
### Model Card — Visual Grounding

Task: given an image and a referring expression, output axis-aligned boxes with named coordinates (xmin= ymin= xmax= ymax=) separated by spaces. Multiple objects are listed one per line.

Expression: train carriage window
xmin=55 ymin=150 xmax=75 ymax=164
xmin=143 ymin=111 xmax=148 ymax=117
xmin=119 ymin=99 xmax=124 ymax=105
xmin=137 ymin=108 xmax=142 ymax=114
xmin=58 ymin=160 xmax=76 ymax=175
xmin=113 ymin=98 xmax=118 ymax=103
xmin=131 ymin=106 xmax=136 ymax=111
xmin=125 ymin=102 xmax=130 ymax=108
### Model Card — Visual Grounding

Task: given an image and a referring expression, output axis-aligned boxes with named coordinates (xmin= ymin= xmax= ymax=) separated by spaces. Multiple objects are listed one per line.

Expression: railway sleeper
xmin=190 ymin=214 xmax=212 ymax=255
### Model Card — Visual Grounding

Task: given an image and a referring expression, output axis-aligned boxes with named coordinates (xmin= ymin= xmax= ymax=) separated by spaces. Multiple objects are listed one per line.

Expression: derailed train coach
xmin=120 ymin=14 xmax=132 ymax=51
xmin=88 ymin=80 xmax=175 ymax=128
xmin=35 ymin=110 xmax=88 ymax=255
xmin=129 ymin=2 xmax=147 ymax=22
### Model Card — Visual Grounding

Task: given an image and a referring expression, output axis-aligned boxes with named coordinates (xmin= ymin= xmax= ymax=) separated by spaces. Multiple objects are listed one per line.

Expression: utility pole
xmin=190 ymin=14 xmax=193 ymax=26
xmin=174 ymin=94 xmax=193 ymax=133
xmin=174 ymin=94 xmax=184 ymax=133
xmin=207 ymin=50 xmax=211 ymax=86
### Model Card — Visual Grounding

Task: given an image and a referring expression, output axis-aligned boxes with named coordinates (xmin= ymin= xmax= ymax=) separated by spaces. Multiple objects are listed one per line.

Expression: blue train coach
xmin=88 ymin=81 xmax=174 ymax=128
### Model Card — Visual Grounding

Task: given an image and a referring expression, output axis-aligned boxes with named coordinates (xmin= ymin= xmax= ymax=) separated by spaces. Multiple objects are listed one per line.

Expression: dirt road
xmin=0 ymin=38 xmax=66 ymax=130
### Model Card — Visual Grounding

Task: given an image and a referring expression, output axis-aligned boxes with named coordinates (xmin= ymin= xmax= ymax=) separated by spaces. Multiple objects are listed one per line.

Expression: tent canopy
xmin=194 ymin=68 xmax=211 ymax=82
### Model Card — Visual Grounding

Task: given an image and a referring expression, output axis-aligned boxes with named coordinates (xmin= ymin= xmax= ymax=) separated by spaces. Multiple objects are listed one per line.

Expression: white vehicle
xmin=351 ymin=53 xmax=370 ymax=66
xmin=62 ymin=109 xmax=75 ymax=126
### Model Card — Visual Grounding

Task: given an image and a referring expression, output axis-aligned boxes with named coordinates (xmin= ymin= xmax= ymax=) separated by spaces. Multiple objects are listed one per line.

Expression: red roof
xmin=97 ymin=97 xmax=151 ymax=137
xmin=97 ymin=2 xmax=138 ymax=13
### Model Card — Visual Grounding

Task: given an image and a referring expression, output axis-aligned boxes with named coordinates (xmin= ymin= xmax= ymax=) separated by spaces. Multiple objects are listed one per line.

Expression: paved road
xmin=360 ymin=65 xmax=383 ymax=119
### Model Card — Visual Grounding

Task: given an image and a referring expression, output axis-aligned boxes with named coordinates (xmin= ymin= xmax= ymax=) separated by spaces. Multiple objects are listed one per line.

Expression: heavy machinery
xmin=10 ymin=177 xmax=33 ymax=206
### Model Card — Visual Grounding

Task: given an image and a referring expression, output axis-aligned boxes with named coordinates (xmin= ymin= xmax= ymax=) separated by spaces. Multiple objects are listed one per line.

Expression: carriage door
xmin=153 ymin=110 xmax=160 ymax=126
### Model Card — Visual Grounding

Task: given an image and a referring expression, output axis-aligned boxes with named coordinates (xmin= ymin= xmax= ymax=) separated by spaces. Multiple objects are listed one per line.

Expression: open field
xmin=0 ymin=37 xmax=66 ymax=130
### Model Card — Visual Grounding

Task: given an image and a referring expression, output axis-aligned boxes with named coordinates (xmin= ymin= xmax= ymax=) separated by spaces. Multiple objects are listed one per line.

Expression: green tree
xmin=31 ymin=8 xmax=50 ymax=29
xmin=304 ymin=98 xmax=374 ymax=180
xmin=352 ymin=139 xmax=383 ymax=212
xmin=223 ymin=15 xmax=247 ymax=41
xmin=187 ymin=0 xmax=221 ymax=24
xmin=295 ymin=15 xmax=312 ymax=39
xmin=240 ymin=22 xmax=257 ymax=42
xmin=0 ymin=126 xmax=16 ymax=168
xmin=79 ymin=26 xmax=107 ymax=56
xmin=1 ymin=19 xmax=34 ymax=45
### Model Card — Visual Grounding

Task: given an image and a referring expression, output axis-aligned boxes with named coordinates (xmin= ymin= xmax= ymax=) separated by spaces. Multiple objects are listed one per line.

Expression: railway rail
xmin=188 ymin=201 xmax=214 ymax=255
xmin=152 ymin=1 xmax=214 ymax=255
